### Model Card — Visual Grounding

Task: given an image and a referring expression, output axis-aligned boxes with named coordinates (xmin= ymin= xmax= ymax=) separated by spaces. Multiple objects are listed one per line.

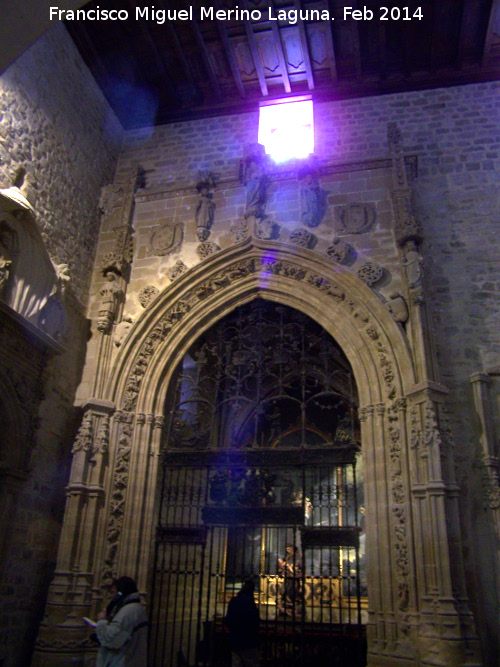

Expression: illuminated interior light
xmin=258 ymin=98 xmax=314 ymax=163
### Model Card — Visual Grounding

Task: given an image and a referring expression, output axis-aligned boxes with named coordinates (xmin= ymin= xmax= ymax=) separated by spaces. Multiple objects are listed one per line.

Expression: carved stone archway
xmin=35 ymin=238 xmax=480 ymax=667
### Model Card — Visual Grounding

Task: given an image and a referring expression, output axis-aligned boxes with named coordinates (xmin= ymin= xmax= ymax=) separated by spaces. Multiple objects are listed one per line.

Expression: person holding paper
xmin=94 ymin=576 xmax=148 ymax=667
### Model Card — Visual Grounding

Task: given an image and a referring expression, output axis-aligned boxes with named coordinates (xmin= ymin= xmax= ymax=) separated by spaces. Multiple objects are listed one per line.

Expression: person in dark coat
xmin=95 ymin=576 xmax=148 ymax=667
xmin=224 ymin=578 xmax=260 ymax=667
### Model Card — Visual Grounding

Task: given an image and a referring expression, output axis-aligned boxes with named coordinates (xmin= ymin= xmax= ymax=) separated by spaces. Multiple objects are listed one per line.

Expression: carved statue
xmin=242 ymin=144 xmax=268 ymax=220
xmin=97 ymin=270 xmax=123 ymax=333
xmin=402 ymin=240 xmax=424 ymax=288
xmin=300 ymin=170 xmax=326 ymax=228
xmin=195 ymin=174 xmax=216 ymax=242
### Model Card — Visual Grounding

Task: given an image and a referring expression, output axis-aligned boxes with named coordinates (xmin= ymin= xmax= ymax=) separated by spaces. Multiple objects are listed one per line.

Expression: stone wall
xmin=0 ymin=23 xmax=122 ymax=667
xmin=102 ymin=82 xmax=500 ymax=665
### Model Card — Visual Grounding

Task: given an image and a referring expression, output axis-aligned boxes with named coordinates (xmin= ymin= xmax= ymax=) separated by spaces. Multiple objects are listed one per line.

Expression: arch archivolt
xmin=107 ymin=238 xmax=415 ymax=416
xmin=97 ymin=239 xmax=418 ymax=651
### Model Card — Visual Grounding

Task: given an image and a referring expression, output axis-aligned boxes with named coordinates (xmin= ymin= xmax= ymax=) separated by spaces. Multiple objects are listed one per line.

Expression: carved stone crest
xmin=148 ymin=221 xmax=184 ymax=257
xmin=338 ymin=203 xmax=376 ymax=234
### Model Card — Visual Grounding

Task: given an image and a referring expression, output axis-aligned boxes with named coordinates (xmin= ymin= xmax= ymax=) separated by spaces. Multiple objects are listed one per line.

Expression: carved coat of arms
xmin=338 ymin=203 xmax=376 ymax=234
xmin=148 ymin=221 xmax=184 ymax=256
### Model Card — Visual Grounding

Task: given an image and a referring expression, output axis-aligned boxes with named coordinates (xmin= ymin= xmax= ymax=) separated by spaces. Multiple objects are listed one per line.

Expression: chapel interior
xmin=1 ymin=1 xmax=500 ymax=666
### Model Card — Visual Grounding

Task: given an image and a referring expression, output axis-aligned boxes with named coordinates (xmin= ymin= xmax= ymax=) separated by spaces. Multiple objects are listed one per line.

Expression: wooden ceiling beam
xmin=294 ymin=0 xmax=315 ymax=89
xmin=348 ymin=0 xmax=363 ymax=78
xmin=214 ymin=0 xmax=246 ymax=98
xmin=482 ymin=0 xmax=500 ymax=66
xmin=456 ymin=0 xmax=471 ymax=67
xmin=268 ymin=0 xmax=292 ymax=93
xmin=156 ymin=0 xmax=195 ymax=84
xmin=187 ymin=3 xmax=223 ymax=99
xmin=242 ymin=0 xmax=269 ymax=96
xmin=325 ymin=0 xmax=338 ymax=82
xmin=132 ymin=9 xmax=178 ymax=101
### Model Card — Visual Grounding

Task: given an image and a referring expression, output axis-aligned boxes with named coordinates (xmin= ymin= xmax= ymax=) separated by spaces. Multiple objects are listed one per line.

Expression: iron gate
xmin=149 ymin=300 xmax=366 ymax=666
xmin=149 ymin=458 xmax=366 ymax=666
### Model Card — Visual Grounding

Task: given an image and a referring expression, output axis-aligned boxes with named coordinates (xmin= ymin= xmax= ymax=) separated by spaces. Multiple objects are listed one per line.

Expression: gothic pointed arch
xmin=107 ymin=237 xmax=415 ymax=417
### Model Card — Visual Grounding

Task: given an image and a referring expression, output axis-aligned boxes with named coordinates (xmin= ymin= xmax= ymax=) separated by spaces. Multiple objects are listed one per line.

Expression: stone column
xmin=33 ymin=398 xmax=114 ymax=665
xmin=388 ymin=122 xmax=481 ymax=666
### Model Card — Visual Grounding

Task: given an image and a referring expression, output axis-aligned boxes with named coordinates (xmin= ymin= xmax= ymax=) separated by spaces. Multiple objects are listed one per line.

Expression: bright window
xmin=258 ymin=98 xmax=314 ymax=163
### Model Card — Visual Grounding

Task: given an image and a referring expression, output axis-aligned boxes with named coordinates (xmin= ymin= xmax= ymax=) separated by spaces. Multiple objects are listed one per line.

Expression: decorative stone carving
xmin=72 ymin=410 xmax=93 ymax=454
xmin=0 ymin=181 xmax=69 ymax=342
xmin=102 ymin=411 xmax=134 ymax=585
xmin=298 ymin=158 xmax=326 ymax=228
xmin=386 ymin=292 xmax=409 ymax=323
xmin=101 ymin=226 xmax=134 ymax=276
xmin=97 ymin=270 xmax=123 ymax=334
xmin=326 ymin=238 xmax=356 ymax=265
xmin=99 ymin=184 xmax=125 ymax=223
xmin=388 ymin=122 xmax=424 ymax=247
xmin=357 ymin=261 xmax=384 ymax=286
xmin=307 ymin=274 xmax=345 ymax=301
xmin=197 ymin=241 xmax=220 ymax=259
xmin=241 ymin=143 xmax=269 ymax=221
xmin=148 ymin=221 xmax=184 ymax=257
xmin=338 ymin=203 xmax=376 ymax=234
xmin=254 ymin=216 xmax=279 ymax=240
xmin=138 ymin=285 xmax=159 ymax=308
xmin=289 ymin=228 xmax=315 ymax=248
xmin=113 ymin=316 xmax=133 ymax=347
xmin=402 ymin=240 xmax=424 ymax=289
xmin=387 ymin=400 xmax=411 ymax=635
xmin=230 ymin=219 xmax=249 ymax=242
xmin=195 ymin=173 xmax=216 ymax=242
xmin=167 ymin=259 xmax=188 ymax=281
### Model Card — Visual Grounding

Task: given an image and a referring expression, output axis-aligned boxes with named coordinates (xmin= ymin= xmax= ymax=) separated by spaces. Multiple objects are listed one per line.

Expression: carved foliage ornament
xmin=102 ymin=411 xmax=134 ymax=586
xmin=138 ymin=285 xmax=159 ymax=309
xmin=289 ymin=228 xmax=315 ymax=248
xmin=197 ymin=241 xmax=220 ymax=259
xmin=168 ymin=259 xmax=188 ymax=281
xmin=387 ymin=399 xmax=411 ymax=635
xmin=326 ymin=238 xmax=356 ymax=265
xmin=357 ymin=261 xmax=384 ymax=287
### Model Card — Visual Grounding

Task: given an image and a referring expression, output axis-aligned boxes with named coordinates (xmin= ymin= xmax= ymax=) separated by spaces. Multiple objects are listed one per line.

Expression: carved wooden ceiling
xmin=66 ymin=0 xmax=500 ymax=129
